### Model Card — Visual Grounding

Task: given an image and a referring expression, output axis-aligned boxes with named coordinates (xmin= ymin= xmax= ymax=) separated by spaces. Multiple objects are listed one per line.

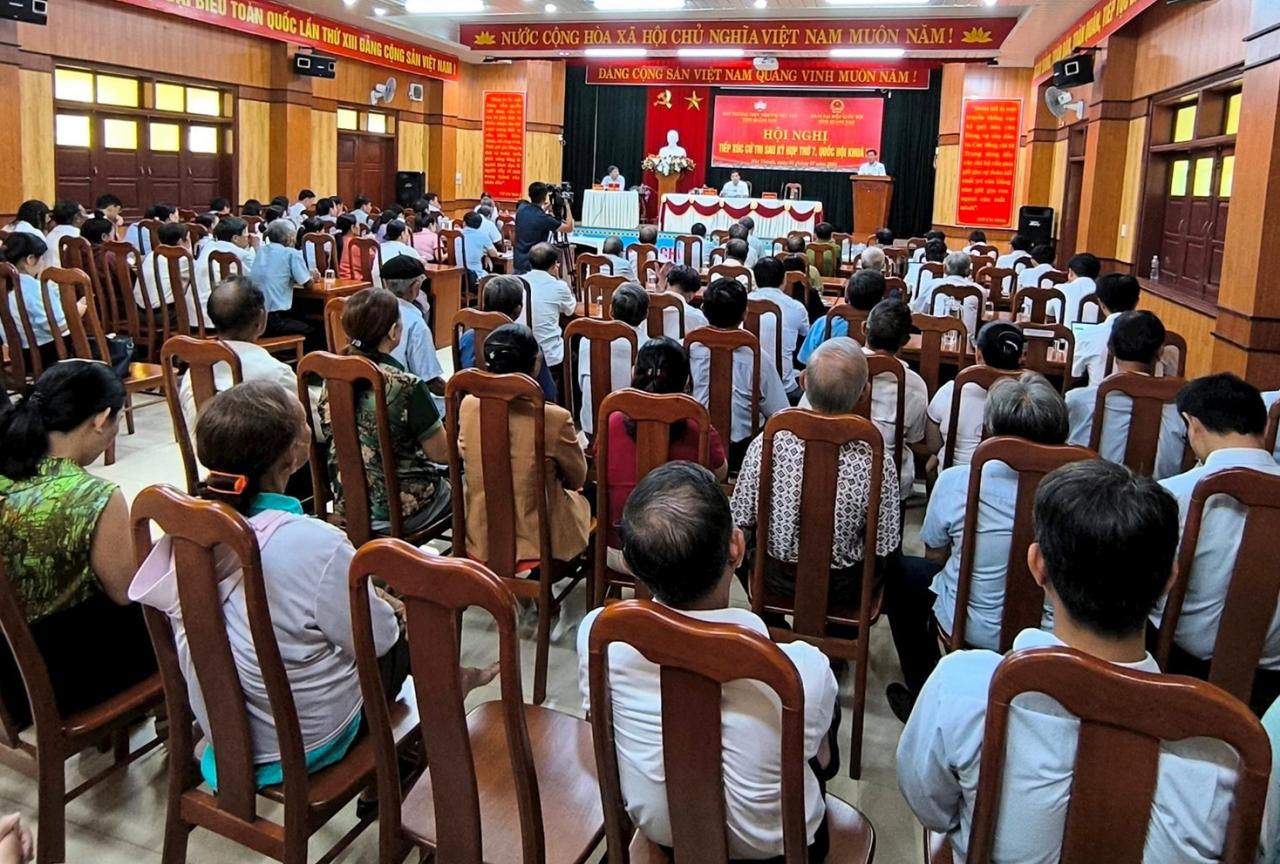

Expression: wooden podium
xmin=656 ymin=169 xmax=689 ymax=201
xmin=850 ymin=175 xmax=894 ymax=234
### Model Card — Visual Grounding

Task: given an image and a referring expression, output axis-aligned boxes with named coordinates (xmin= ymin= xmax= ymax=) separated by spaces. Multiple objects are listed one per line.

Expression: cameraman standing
xmin=514 ymin=181 xmax=573 ymax=274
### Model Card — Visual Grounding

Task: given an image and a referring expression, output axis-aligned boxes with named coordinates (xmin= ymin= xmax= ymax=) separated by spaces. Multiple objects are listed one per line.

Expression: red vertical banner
xmin=956 ymin=98 xmax=1022 ymax=228
xmin=483 ymin=91 xmax=526 ymax=201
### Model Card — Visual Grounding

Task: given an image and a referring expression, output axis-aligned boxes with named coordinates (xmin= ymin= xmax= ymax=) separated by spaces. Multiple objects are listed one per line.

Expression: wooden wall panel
xmin=1141 ymin=293 xmax=1215 ymax=378
xmin=238 ymin=99 xmax=272 ymax=203
xmin=1047 ymin=138 xmax=1068 ymax=230
xmin=525 ymin=131 xmax=562 ymax=187
xmin=20 ymin=69 xmax=54 ymax=206
xmin=932 ymin=145 xmax=959 ymax=227
xmin=1131 ymin=0 xmax=1250 ymax=99
xmin=310 ymin=111 xmax=337 ymax=196
xmin=398 ymin=120 xmax=428 ymax=174
xmin=1114 ymin=116 xmax=1147 ymax=265
xmin=525 ymin=60 xmax=565 ymax=127
xmin=455 ymin=128 xmax=484 ymax=200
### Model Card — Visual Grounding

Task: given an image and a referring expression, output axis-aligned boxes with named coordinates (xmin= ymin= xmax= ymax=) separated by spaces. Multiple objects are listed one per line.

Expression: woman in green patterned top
xmin=318 ymin=287 xmax=451 ymax=533
xmin=0 ymin=360 xmax=157 ymax=728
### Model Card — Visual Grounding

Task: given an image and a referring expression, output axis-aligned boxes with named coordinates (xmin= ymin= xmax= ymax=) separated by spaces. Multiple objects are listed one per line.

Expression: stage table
xmin=659 ymin=194 xmax=824 ymax=236
xmin=581 ymin=189 xmax=641 ymax=230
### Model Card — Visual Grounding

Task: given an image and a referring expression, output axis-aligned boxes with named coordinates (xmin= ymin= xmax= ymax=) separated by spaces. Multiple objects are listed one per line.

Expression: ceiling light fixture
xmin=584 ymin=47 xmax=649 ymax=57
xmin=830 ymin=47 xmax=907 ymax=58
xmin=753 ymin=0 xmax=767 ymax=7
xmin=592 ymin=0 xmax=685 ymax=10
xmin=404 ymin=0 xmax=483 ymax=10
xmin=372 ymin=6 xmax=386 ymax=14
xmin=545 ymin=1 xmax=556 ymax=9
xmin=342 ymin=0 xmax=357 ymax=8
xmin=677 ymin=47 xmax=745 ymax=58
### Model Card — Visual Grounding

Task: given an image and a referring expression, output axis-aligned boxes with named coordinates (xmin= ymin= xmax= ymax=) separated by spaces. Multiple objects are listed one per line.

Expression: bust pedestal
xmin=656 ymin=169 xmax=689 ymax=202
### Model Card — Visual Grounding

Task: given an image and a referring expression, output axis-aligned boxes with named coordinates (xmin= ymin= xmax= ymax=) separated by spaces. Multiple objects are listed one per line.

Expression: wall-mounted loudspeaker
xmin=1 ymin=0 xmax=48 ymax=24
xmin=1052 ymin=53 xmax=1095 ymax=88
xmin=293 ymin=54 xmax=337 ymax=79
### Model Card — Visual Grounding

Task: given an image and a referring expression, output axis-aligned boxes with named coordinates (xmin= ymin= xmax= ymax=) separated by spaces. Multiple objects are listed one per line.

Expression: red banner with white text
xmin=587 ymin=59 xmax=932 ymax=90
xmin=956 ymin=98 xmax=1021 ymax=228
xmin=711 ymin=95 xmax=883 ymax=173
xmin=483 ymin=92 xmax=526 ymax=201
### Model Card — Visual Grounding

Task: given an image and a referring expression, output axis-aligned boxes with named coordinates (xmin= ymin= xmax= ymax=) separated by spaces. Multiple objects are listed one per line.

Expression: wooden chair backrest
xmin=207 ymin=250 xmax=244 ymax=295
xmin=1078 ymin=292 xmax=1104 ymax=324
xmin=710 ymin=229 xmax=732 ymax=244
xmin=59 ymin=235 xmax=117 ymax=334
xmin=783 ymin=271 xmax=810 ymax=304
xmin=967 ymin=646 xmax=1270 ymax=864
xmin=914 ymin=262 xmax=944 ymax=300
xmin=744 ymin=296 xmax=784 ymax=379
xmin=808 ymin=242 xmax=837 ymax=275
xmin=323 ymin=296 xmax=349 ymax=354
xmin=831 ymin=232 xmax=852 ymax=259
xmin=1018 ymin=322 xmax=1075 ymax=393
xmin=0 ymin=262 xmax=39 ymax=383
xmin=708 ymin=263 xmax=752 ymax=289
xmin=42 ymin=268 xmax=114 ymax=365
xmin=445 ymin=369 xmax=552 ymax=579
xmin=684 ymin=326 xmax=761 ymax=450
xmin=451 ymin=308 xmax=511 ymax=373
xmin=186 ymin=223 xmax=208 ymax=247
xmin=637 ymin=257 xmax=661 ymax=287
xmin=770 ymin=237 xmax=788 ymax=256
xmin=477 ymin=274 xmax=534 ymax=329
xmin=950 ymin=437 xmax=1096 ymax=651
xmin=437 ymin=228 xmax=464 ymax=267
xmin=1038 ymin=269 xmax=1069 ymax=288
xmin=930 ymin=282 xmax=985 ymax=319
xmin=1104 ymin=330 xmax=1189 ymax=379
xmin=348 ymin=237 xmax=380 ymax=282
xmin=575 ymin=253 xmax=613 ymax=299
xmin=585 ymin=274 xmax=628 ymax=319
xmin=854 ymin=353 xmax=906 ymax=473
xmin=563 ymin=318 xmax=639 ymax=434
xmin=161 ymin=335 xmax=242 ymax=494
xmin=154 ymin=245 xmax=201 ymax=334
xmin=783 ymin=182 xmax=802 ymax=200
xmin=970 ymin=244 xmax=998 ymax=257
xmin=1088 ymin=372 xmax=1187 ymax=477
xmin=1266 ymin=399 xmax=1280 ymax=456
xmin=708 ymin=246 xmax=728 ymax=266
xmin=0 ymin=555 xmax=62 ymax=750
xmin=882 ymin=246 xmax=909 ymax=276
xmin=587 ymin=599 xmax=811 ymax=864
xmin=906 ymin=237 xmax=927 ymax=255
xmin=911 ymin=313 xmax=972 ymax=398
xmin=241 ymin=215 xmax=263 ymax=233
xmin=627 ymin=243 xmax=658 ymax=273
xmin=101 ymin=240 xmax=143 ymax=341
xmin=137 ymin=219 xmax=160 ymax=254
xmin=1156 ymin=468 xmax=1280 ymax=706
xmin=787 ymin=230 xmax=812 ymax=242
xmin=942 ymin=366 xmax=1023 ymax=469
xmin=674 ymin=235 xmax=703 ymax=268
xmin=302 ymin=232 xmax=336 ymax=274
xmin=347 ymin=542 xmax=546 ymax=863
xmin=824 ymin=304 xmax=868 ymax=343
xmin=646 ymin=292 xmax=685 ymax=340
xmin=978 ymin=267 xmax=1018 ymax=306
xmin=1012 ymin=286 xmax=1067 ymax=324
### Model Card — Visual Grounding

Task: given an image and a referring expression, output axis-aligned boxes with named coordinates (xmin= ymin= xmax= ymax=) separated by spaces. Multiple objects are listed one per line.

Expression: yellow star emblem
xmin=685 ymin=92 xmax=703 ymax=111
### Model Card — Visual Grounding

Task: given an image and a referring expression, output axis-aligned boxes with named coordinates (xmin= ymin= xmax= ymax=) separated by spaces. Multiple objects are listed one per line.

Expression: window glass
xmin=96 ymin=74 xmax=139 ymax=108
xmin=155 ymin=83 xmax=185 ymax=113
xmin=186 ymin=87 xmax=221 ymax=117
xmin=367 ymin=112 xmax=387 ymax=134
xmin=55 ymin=113 xmax=91 ymax=147
xmin=1169 ymin=159 xmax=1189 ymax=196
xmin=54 ymin=69 xmax=94 ymax=103
xmin=188 ymin=125 xmax=218 ymax=154
xmin=1225 ymin=92 xmax=1241 ymax=136
xmin=149 ymin=122 xmax=180 ymax=152
xmin=1173 ymin=104 xmax=1197 ymax=143
xmin=1219 ymin=155 xmax=1234 ymax=199
xmin=1192 ymin=156 xmax=1215 ymax=197
xmin=103 ymin=118 xmax=138 ymax=149
xmin=337 ymin=108 xmax=358 ymax=130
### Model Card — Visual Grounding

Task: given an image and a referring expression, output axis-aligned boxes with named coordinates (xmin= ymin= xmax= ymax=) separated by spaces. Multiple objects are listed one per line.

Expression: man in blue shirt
xmin=796 ymin=270 xmax=888 ymax=364
xmin=513 ymin=182 xmax=573 ymax=274
xmin=249 ymin=218 xmax=319 ymax=349
xmin=461 ymin=211 xmax=499 ymax=284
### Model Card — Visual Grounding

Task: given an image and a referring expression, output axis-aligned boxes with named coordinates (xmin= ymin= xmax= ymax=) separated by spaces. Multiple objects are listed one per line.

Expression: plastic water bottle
xmin=647 ymin=270 xmax=657 ymax=292
xmin=1150 ymin=255 xmax=1160 ymax=282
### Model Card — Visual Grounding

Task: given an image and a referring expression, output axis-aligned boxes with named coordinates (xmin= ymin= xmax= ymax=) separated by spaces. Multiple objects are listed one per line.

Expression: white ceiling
xmin=289 ymin=0 xmax=1097 ymax=68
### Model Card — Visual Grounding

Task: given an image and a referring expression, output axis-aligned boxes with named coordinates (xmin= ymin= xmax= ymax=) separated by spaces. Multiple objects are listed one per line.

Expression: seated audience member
xmin=751 ymin=256 xmax=810 ymax=403
xmin=782 ymin=254 xmax=829 ymax=325
xmin=313 ymin=197 xmax=335 ymax=227
xmin=732 ymin=337 xmax=901 ymax=600
xmin=476 ymin=204 xmax=503 ymax=249
xmin=797 ymin=269 xmax=886 ymax=364
xmin=1067 ymin=311 xmax=1186 ymax=480
xmin=689 ymin=278 xmax=790 ymax=469
xmin=726 ymin=223 xmax=756 ymax=267
xmin=288 ymin=188 xmax=316 ymax=224
xmin=1151 ymin=373 xmax=1280 ymax=709
xmin=809 ymin=222 xmax=837 ymax=276
xmin=601 ymin=236 xmax=636 ymax=281
xmin=0 ymin=361 xmax=156 ymax=729
xmin=740 ymin=216 xmax=770 ymax=263
xmin=318 ymin=288 xmax=450 ymax=531
xmin=248 ymin=219 xmax=317 ymax=343
xmin=514 ymin=182 xmax=573 ymax=274
xmin=860 ymin=300 xmax=929 ymax=500
xmin=602 ymin=339 xmax=728 ymax=569
xmin=1062 ymin=252 xmax=1101 ymax=325
xmin=2 ymin=233 xmax=69 ymax=370
xmin=906 ymin=237 xmax=947 ymax=304
xmin=459 ymin=274 xmax=558 ymax=401
xmin=372 ymin=208 xmax=400 ymax=243
xmin=379 ymin=256 xmax=446 ymax=404
xmin=926 ymin=322 xmax=1024 ymax=469
xmin=578 ymin=461 xmax=839 ymax=860
xmin=913 ymin=251 xmax=984 ymax=335
xmin=997 ymin=233 xmax=1032 ymax=270
xmin=295 ymin=217 xmax=325 ymax=267
xmin=911 ymin=229 xmax=947 ymax=263
xmin=1073 ymin=272 xmax=1140 ymax=386
xmin=331 ymin=214 xmax=357 ymax=273
xmin=689 ymin=222 xmax=713 ymax=267
xmin=886 ymin=372 xmax=1068 ymax=720
xmin=578 ymin=282 xmax=648 ymax=436
xmin=42 ymin=199 xmax=81 ymax=271
xmin=1016 ymin=243 xmax=1057 ymax=290
xmin=423 ymin=192 xmax=443 ymax=214
xmin=410 ymin=211 xmax=440 ymax=263
xmin=659 ymin=264 xmax=709 ymax=339
xmin=524 ymin=242 xmax=578 ymax=383
xmin=8 ymin=199 xmax=48 ymax=238
xmin=207 ymin=197 xmax=231 ymax=219
xmin=193 ymin=215 xmax=255 ymax=327
xmin=859 ymin=246 xmax=887 ymax=275
xmin=242 ymin=199 xmax=264 ymax=217
xmin=724 ymin=237 xmax=752 ymax=273
xmin=178 ymin=279 xmax=297 ymax=430
xmin=458 ymin=323 xmax=591 ymax=564
xmin=786 ymin=235 xmax=824 ymax=286
xmin=94 ymin=194 xmax=124 ymax=234
xmin=379 ymin=220 xmax=422 ymax=267
xmin=263 ymin=204 xmax=286 ymax=225
xmin=350 ymin=195 xmax=372 ymax=227
xmin=637 ymin=224 xmax=659 ymax=246
xmin=80 ymin=216 xmax=115 ymax=284
xmin=460 ymin=211 xmax=498 ymax=286
xmin=132 ymin=382 xmax=461 ymax=791
xmin=137 ymin=222 xmax=192 ymax=314
xmin=873 ymin=227 xmax=894 ymax=248
xmin=897 ymin=460 xmax=1238 ymax=864
xmin=961 ymin=229 xmax=987 ymax=254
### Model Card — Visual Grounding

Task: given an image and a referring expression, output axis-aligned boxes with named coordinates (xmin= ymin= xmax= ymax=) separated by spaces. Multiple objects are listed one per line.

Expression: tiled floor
xmin=0 ymin=360 xmax=928 ymax=863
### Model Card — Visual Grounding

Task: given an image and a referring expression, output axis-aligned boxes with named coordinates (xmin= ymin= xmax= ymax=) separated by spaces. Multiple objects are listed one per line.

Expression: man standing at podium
xmin=857 ymin=149 xmax=887 ymax=176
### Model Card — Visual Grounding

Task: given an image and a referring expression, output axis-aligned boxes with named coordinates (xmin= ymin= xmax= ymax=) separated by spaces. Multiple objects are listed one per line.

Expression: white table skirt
xmin=659 ymin=194 xmax=824 ymax=237
xmin=581 ymin=189 xmax=641 ymax=230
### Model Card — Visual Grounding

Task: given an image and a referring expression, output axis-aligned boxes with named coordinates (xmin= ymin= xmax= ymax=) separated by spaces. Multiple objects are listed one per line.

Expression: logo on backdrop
xmin=653 ymin=89 xmax=674 ymax=109
xmin=830 ymin=99 xmax=845 ymax=114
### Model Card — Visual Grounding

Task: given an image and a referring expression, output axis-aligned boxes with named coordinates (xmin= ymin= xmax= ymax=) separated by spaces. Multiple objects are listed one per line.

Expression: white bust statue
xmin=658 ymin=130 xmax=687 ymax=159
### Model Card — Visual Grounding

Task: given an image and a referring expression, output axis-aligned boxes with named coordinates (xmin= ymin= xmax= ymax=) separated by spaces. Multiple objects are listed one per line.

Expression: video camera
xmin=548 ymin=182 xmax=574 ymax=220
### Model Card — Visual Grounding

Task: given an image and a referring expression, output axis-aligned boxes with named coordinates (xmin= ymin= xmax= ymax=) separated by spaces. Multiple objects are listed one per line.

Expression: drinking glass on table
xmin=983 ymin=298 xmax=995 ymax=321
xmin=323 ymin=269 xmax=336 ymax=289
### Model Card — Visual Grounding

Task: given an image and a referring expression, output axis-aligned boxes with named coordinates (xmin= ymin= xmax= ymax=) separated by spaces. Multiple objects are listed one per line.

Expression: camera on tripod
xmin=548 ymin=182 xmax=574 ymax=220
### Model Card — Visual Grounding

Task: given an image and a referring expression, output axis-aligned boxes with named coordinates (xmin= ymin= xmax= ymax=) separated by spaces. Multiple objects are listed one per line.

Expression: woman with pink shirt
xmin=409 ymin=211 xmax=439 ymax=263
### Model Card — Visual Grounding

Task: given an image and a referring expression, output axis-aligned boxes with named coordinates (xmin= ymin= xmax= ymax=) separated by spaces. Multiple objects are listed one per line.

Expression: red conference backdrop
xmin=644 ymin=85 xmax=712 ymax=203
xmin=483 ymin=92 xmax=526 ymax=201
xmin=711 ymin=95 xmax=883 ymax=173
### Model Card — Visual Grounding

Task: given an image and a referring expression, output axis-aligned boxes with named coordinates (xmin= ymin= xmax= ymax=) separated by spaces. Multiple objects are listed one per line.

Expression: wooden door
xmin=337 ymin=134 xmax=359 ymax=207
xmin=1158 ymin=148 xmax=1231 ymax=299
xmin=184 ymin=123 xmax=228 ymax=209
xmin=339 ymin=133 xmax=394 ymax=209
xmin=97 ymin=114 xmax=145 ymax=211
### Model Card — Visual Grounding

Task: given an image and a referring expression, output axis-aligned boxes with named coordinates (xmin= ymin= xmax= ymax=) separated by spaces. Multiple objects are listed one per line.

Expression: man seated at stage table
xmin=857 ymin=148 xmax=887 ymax=176
xmin=797 ymin=269 xmax=888 ymax=365
xmin=601 ymin=236 xmax=636 ymax=281
xmin=690 ymin=278 xmax=789 ymax=469
xmin=721 ymin=170 xmax=751 ymax=198
xmin=514 ymin=181 xmax=574 ymax=274
xmin=601 ymin=165 xmax=626 ymax=190
xmin=659 ymin=265 xmax=709 ymax=339
xmin=457 ymin=275 xmax=558 ymax=402
xmin=750 ymin=257 xmax=810 ymax=405
xmin=524 ymin=242 xmax=578 ymax=385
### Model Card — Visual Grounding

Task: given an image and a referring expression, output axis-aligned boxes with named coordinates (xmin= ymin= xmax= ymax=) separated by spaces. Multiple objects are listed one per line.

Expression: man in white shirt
xmin=739 ymin=217 xmax=770 ymax=266
xmin=1067 ymin=311 xmax=1187 ymax=480
xmin=1151 ymin=374 xmax=1280 ymax=709
xmin=961 ymin=230 xmax=987 ymax=255
xmin=476 ymin=203 xmax=504 ymax=249
xmin=911 ymin=229 xmax=946 ymax=264
xmin=600 ymin=236 xmax=636 ymax=281
xmin=885 ymin=372 xmax=1068 ymax=722
xmin=689 ymin=277 xmax=789 ymax=469
xmin=381 ymin=256 xmax=446 ymax=401
xmin=926 ymin=322 xmax=1025 ymax=470
xmin=1071 ymin=272 xmax=1140 ymax=386
xmin=725 ymin=224 xmax=758 ymax=269
xmin=123 ymin=204 xmax=176 ymax=257
xmin=524 ymin=242 xmax=578 ymax=384
xmin=193 ymin=216 xmax=257 ymax=330
xmin=906 ymin=238 xmax=947 ymax=305
xmin=1015 ymin=243 xmax=1057 ymax=291
xmin=578 ymin=283 xmax=648 ymax=436
xmin=137 ymin=222 xmax=192 ymax=312
xmin=863 ymin=299 xmax=929 ymax=501
xmin=996 ymin=233 xmax=1032 ymax=271
xmin=660 ymin=265 xmax=709 ymax=340
xmin=600 ymin=165 xmax=626 ymax=190
xmin=178 ymin=278 xmax=298 ymax=430
xmin=351 ymin=195 xmax=372 ymax=226
xmin=42 ymin=200 xmax=82 ymax=272
xmin=720 ymin=171 xmax=751 ymax=198
xmin=287 ymin=189 xmax=316 ymax=224
xmin=577 ymin=462 xmax=839 ymax=861
xmin=379 ymin=220 xmax=423 ymax=267
xmin=899 ymin=460 xmax=1239 ymax=864
xmin=856 ymin=148 xmax=887 ymax=176
xmin=1060 ymin=252 xmax=1101 ymax=325
xmin=912 ymin=251 xmax=986 ymax=338
xmin=750 ymin=257 xmax=810 ymax=403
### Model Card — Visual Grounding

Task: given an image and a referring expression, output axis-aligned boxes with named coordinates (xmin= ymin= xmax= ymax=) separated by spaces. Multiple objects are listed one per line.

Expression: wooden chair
xmin=301 ymin=232 xmax=337 ymax=274
xmin=297 ymin=351 xmax=450 ymax=548
xmin=206 ymin=249 xmax=244 ymax=293
xmin=745 ymin=296 xmax=784 ymax=380
xmin=563 ymin=318 xmax=639 ymax=438
xmin=575 ymin=253 xmax=613 ymax=301
xmin=911 ymin=313 xmax=972 ymax=399
xmin=177 ymin=208 xmax=197 ymax=223
xmin=884 ymin=275 xmax=907 ymax=298
xmin=945 ymin=437 xmax=1096 ymax=652
xmin=348 ymin=541 xmax=605 ymax=864
xmin=906 ymin=237 xmax=927 ymax=256
xmin=102 ymin=240 xmax=153 ymax=357
xmin=584 ymin=274 xmax=628 ymax=319
xmin=59 ymin=236 xmax=117 ymax=336
xmin=831 ymin=232 xmax=853 ymax=262
xmin=882 ymin=246 xmax=909 ymax=278
xmin=1078 ymin=292 xmax=1104 ymax=324
xmin=708 ymin=262 xmax=752 ymax=288
xmin=1037 ymin=269 xmax=1069 ymax=289
xmin=637 ymin=257 xmax=662 ymax=288
xmin=783 ymin=271 xmax=812 ymax=304
xmin=445 ymin=369 xmax=591 ymax=705
xmin=450 ymin=308 xmax=510 ymax=373
xmin=161 ymin=335 xmax=241 ymax=494
xmin=674 ymin=235 xmax=704 ymax=268
xmin=914 ymin=262 xmax=943 ymax=302
xmin=137 ymin=218 xmax=161 ymax=255
xmin=1155 ymin=468 xmax=1280 ymax=710
xmin=478 ymin=274 xmax=534 ymax=328
xmin=770 ymin=237 xmax=788 ymax=256
xmin=711 ymin=229 xmax=732 ymax=244
xmin=1087 ymin=372 xmax=1188 ymax=477
xmin=241 ymin=214 xmax=263 ymax=234
xmin=348 ymin=236 xmax=381 ymax=282
xmin=587 ymin=600 xmax=875 ymax=863
xmin=185 ymin=223 xmax=208 ymax=248
xmin=646 ymin=292 xmax=685 ymax=340
xmin=130 ymin=485 xmax=420 ymax=864
xmin=969 ymin=243 xmax=998 ymax=258
xmin=323 ymin=296 xmax=349 ymax=354
xmin=782 ymin=181 xmax=803 ymax=200
xmin=930 ymin=283 xmax=986 ymax=325
xmin=684 ymin=327 xmax=761 ymax=453
xmin=787 ymin=230 xmax=813 ymax=243
xmin=1266 ymin=399 xmax=1280 ymax=455
xmin=627 ymin=243 xmax=658 ymax=276
xmin=976 ymin=266 xmax=1017 ymax=311
xmin=749 ymin=409 xmax=885 ymax=779
xmin=0 ymin=262 xmax=42 ymax=386
xmin=809 ymin=242 xmax=837 ymax=277
xmin=1103 ymin=330 xmax=1189 ymax=379
xmin=941 ymin=366 xmax=1023 ymax=469
xmin=0 ymin=557 xmax=164 ymax=864
xmin=1011 ymin=285 xmax=1067 ymax=324
xmin=855 ymin=354 xmax=908 ymax=476
xmin=823 ymin=304 xmax=869 ymax=344
xmin=152 ymin=245 xmax=201 ymax=334
xmin=1017 ymin=322 xmax=1075 ymax=393
xmin=708 ymin=246 xmax=728 ymax=267
xmin=958 ymin=646 xmax=1269 ymax=864
xmin=437 ymin=228 xmax=464 ymax=267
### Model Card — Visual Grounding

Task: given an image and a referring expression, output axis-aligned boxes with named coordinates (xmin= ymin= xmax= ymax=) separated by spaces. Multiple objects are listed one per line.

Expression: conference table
xmin=581 ymin=188 xmax=642 ymax=230
xmin=659 ymin=194 xmax=824 ymax=236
